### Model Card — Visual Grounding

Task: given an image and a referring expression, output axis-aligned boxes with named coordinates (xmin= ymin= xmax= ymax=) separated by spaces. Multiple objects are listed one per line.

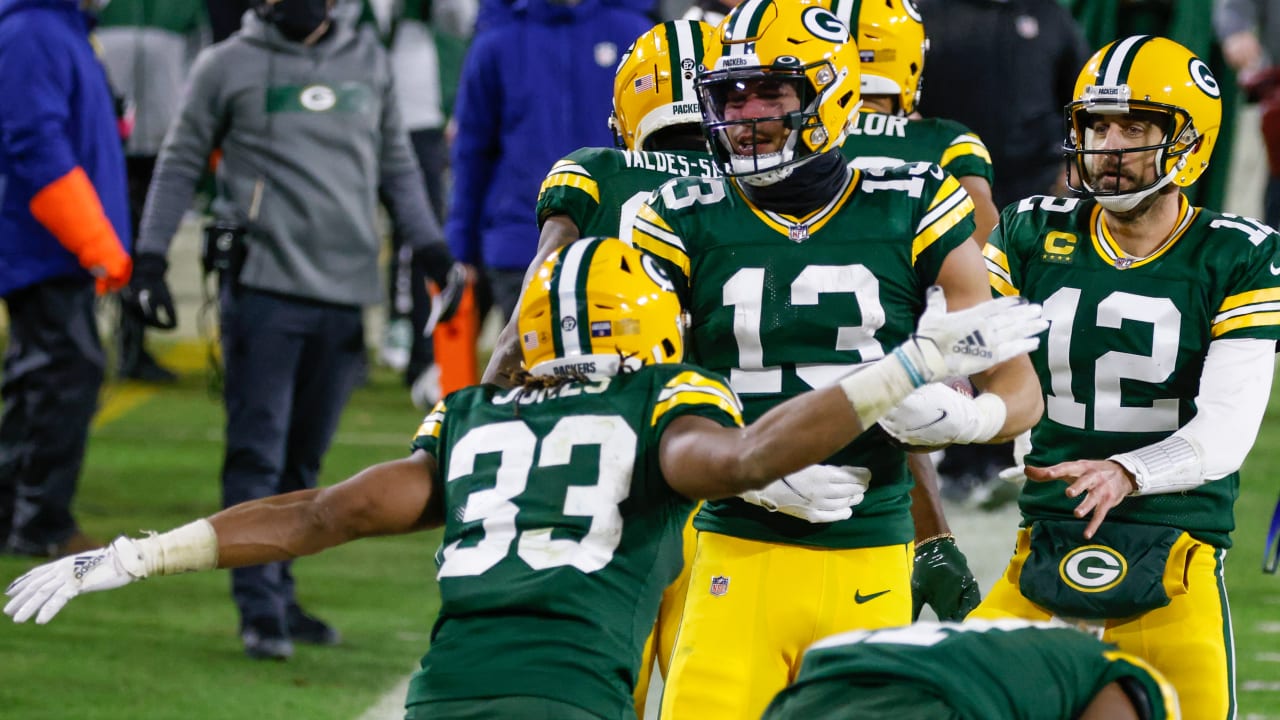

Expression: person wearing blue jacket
xmin=445 ymin=0 xmax=652 ymax=323
xmin=0 ymin=0 xmax=133 ymax=558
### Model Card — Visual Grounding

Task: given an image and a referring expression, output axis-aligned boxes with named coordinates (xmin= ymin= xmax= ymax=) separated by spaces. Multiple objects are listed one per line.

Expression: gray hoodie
xmin=137 ymin=5 xmax=447 ymax=306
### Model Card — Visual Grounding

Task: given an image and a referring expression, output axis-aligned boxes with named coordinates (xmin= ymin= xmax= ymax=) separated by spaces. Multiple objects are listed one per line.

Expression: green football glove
xmin=911 ymin=534 xmax=981 ymax=621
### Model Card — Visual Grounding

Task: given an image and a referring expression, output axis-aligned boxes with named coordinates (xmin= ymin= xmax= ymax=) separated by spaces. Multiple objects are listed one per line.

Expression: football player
xmin=831 ymin=0 xmax=1002 ymax=623
xmin=4 ymin=237 xmax=1046 ymax=720
xmin=967 ymin=36 xmax=1280 ymax=719
xmin=830 ymin=0 xmax=998 ymax=246
xmin=483 ymin=21 xmax=874 ymax=713
xmin=631 ymin=2 xmax=1045 ymax=717
xmin=764 ymin=620 xmax=1181 ymax=720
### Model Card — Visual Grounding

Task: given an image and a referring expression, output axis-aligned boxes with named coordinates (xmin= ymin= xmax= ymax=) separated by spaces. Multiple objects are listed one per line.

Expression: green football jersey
xmin=632 ymin=162 xmax=976 ymax=548
xmin=404 ymin=364 xmax=743 ymax=718
xmin=841 ymin=110 xmax=995 ymax=185
xmin=776 ymin=620 xmax=1178 ymax=720
xmin=536 ymin=146 xmax=718 ymax=239
xmin=985 ymin=195 xmax=1280 ymax=547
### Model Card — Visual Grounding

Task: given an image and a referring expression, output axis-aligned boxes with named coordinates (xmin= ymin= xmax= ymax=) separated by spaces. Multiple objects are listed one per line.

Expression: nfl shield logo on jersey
xmin=710 ymin=575 xmax=730 ymax=596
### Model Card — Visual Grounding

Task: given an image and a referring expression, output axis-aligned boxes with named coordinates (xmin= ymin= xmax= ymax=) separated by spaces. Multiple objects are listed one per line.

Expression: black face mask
xmin=265 ymin=0 xmax=332 ymax=42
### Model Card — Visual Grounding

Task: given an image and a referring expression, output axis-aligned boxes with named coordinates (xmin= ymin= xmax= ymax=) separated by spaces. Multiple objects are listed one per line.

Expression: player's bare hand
xmin=1025 ymin=461 xmax=1137 ymax=539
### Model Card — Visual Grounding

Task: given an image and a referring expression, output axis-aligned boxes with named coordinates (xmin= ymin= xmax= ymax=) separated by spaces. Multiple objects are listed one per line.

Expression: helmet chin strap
xmin=1090 ymin=156 xmax=1184 ymax=213
xmin=733 ymin=129 xmax=808 ymax=186
xmin=1090 ymin=166 xmax=1177 ymax=211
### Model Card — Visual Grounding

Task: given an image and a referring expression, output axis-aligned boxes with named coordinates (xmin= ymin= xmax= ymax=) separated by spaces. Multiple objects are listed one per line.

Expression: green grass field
xmin=1 ymin=342 xmax=1278 ymax=719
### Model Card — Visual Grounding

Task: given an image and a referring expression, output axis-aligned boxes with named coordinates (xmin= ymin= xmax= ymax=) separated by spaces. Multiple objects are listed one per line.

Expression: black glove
xmin=911 ymin=534 xmax=981 ymax=621
xmin=121 ymin=253 xmax=177 ymax=330
xmin=423 ymin=262 xmax=471 ymax=337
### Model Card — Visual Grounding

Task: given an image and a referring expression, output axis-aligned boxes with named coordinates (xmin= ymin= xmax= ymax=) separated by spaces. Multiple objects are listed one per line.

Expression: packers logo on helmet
xmin=697 ymin=0 xmax=861 ymax=184
xmin=1064 ymin=35 xmax=1222 ymax=212
xmin=827 ymin=0 xmax=928 ymax=115
xmin=517 ymin=238 xmax=685 ymax=378
xmin=611 ymin=20 xmax=715 ymax=151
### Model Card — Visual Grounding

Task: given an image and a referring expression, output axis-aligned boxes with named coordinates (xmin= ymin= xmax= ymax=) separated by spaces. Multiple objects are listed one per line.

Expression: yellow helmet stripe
xmin=826 ymin=0 xmax=861 ymax=31
xmin=667 ymin=20 xmax=703 ymax=104
xmin=1099 ymin=35 xmax=1155 ymax=88
xmin=549 ymin=238 xmax=604 ymax=358
xmin=725 ymin=0 xmax=771 ymax=44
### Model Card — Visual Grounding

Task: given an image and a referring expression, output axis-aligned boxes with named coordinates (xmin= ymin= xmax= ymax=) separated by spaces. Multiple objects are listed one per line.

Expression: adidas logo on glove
xmin=951 ymin=331 xmax=993 ymax=359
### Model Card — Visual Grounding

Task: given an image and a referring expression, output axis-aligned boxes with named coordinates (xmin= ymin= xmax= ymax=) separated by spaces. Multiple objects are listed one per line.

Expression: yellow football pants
xmin=633 ymin=506 xmax=700 ymax=717
xmin=970 ymin=527 xmax=1234 ymax=720
xmin=659 ymin=531 xmax=913 ymax=720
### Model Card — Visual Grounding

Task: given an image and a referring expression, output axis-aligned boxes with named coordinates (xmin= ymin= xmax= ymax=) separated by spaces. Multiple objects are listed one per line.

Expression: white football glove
xmin=740 ymin=464 xmax=872 ymax=523
xmin=880 ymin=382 xmax=1006 ymax=448
xmin=4 ymin=537 xmax=148 ymax=624
xmin=899 ymin=286 xmax=1047 ymax=384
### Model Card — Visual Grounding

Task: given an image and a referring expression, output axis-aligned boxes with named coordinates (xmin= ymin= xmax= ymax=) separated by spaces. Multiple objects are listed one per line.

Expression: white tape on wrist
xmin=1110 ymin=435 xmax=1204 ymax=496
xmin=839 ymin=352 xmax=921 ymax=428
xmin=967 ymin=393 xmax=1008 ymax=443
xmin=133 ymin=519 xmax=219 ymax=576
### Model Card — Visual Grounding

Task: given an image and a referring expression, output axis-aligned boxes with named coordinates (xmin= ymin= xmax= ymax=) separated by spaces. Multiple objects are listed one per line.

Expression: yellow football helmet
xmin=517 ymin=237 xmax=685 ymax=377
xmin=826 ymin=0 xmax=927 ymax=115
xmin=698 ymin=0 xmax=861 ymax=184
xmin=611 ymin=20 xmax=716 ymax=151
xmin=1065 ymin=35 xmax=1221 ymax=211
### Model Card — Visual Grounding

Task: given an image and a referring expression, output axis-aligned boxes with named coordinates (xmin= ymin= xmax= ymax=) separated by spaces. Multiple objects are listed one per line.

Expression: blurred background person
xmin=1216 ymin=0 xmax=1280 ymax=228
xmin=368 ymin=0 xmax=475 ymax=400
xmin=128 ymin=0 xmax=459 ymax=660
xmin=96 ymin=0 xmax=208 ymax=382
xmin=444 ymin=0 xmax=651 ymax=331
xmin=0 ymin=0 xmax=133 ymax=557
xmin=914 ymin=0 xmax=1088 ymax=505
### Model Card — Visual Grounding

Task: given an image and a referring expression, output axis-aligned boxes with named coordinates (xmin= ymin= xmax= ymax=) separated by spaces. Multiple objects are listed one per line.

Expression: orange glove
xmin=29 ymin=166 xmax=132 ymax=294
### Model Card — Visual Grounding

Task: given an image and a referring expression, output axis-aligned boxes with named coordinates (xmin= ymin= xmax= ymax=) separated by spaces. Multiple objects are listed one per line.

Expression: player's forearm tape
xmin=839 ymin=351 xmax=922 ymax=428
xmin=133 ymin=519 xmax=219 ymax=576
xmin=966 ymin=393 xmax=1008 ymax=443
xmin=1110 ymin=435 xmax=1204 ymax=496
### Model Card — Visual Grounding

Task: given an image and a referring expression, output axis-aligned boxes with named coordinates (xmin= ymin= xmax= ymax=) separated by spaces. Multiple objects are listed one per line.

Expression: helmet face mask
xmin=517 ymin=238 xmax=685 ymax=379
xmin=698 ymin=0 xmax=861 ymax=185
xmin=1064 ymin=35 xmax=1221 ymax=212
xmin=698 ymin=70 xmax=819 ymax=181
xmin=611 ymin=20 xmax=715 ymax=152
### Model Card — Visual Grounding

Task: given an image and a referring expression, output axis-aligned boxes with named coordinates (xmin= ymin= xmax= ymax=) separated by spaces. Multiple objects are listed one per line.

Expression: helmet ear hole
xmin=662 ymin=338 xmax=677 ymax=358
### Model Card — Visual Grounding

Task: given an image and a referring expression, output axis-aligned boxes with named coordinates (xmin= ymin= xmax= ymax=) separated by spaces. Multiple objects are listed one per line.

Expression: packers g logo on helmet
xmin=1059 ymin=545 xmax=1128 ymax=593
xmin=517 ymin=238 xmax=685 ymax=378
xmin=1064 ymin=35 xmax=1222 ymax=212
xmin=611 ymin=20 xmax=715 ymax=151
xmin=697 ymin=0 xmax=861 ymax=183
xmin=827 ymin=0 xmax=928 ymax=115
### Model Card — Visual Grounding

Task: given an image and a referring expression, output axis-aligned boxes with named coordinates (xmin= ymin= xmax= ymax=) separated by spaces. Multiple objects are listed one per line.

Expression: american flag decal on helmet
xmin=634 ymin=74 xmax=656 ymax=93
xmin=710 ymin=575 xmax=730 ymax=596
